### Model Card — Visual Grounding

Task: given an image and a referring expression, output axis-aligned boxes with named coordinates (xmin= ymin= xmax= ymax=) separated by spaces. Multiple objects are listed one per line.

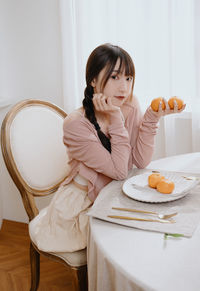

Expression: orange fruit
xmin=168 ymin=96 xmax=184 ymax=110
xmin=151 ymin=97 xmax=166 ymax=112
xmin=148 ymin=173 xmax=165 ymax=189
xmin=156 ymin=179 xmax=175 ymax=194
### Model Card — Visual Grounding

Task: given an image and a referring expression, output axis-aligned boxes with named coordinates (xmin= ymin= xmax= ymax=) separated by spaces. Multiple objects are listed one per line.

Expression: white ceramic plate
xmin=122 ymin=171 xmax=199 ymax=203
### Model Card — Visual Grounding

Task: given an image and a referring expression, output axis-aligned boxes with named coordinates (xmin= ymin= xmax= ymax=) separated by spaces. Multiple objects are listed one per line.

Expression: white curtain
xmin=59 ymin=0 xmax=200 ymax=159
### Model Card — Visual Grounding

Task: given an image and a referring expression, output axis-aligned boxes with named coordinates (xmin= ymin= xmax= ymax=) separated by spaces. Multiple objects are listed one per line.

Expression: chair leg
xmin=73 ymin=265 xmax=88 ymax=291
xmin=30 ymin=242 xmax=40 ymax=291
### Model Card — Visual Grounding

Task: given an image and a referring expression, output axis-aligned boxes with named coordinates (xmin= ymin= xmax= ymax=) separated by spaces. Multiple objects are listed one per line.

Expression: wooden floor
xmin=0 ymin=219 xmax=76 ymax=291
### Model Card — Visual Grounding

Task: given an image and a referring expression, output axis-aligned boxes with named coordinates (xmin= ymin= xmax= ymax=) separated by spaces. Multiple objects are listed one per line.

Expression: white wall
xmin=0 ymin=0 xmax=63 ymax=105
xmin=0 ymin=0 xmax=63 ymax=223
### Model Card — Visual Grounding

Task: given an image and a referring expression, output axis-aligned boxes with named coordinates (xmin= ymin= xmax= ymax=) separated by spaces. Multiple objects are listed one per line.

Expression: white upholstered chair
xmin=1 ymin=99 xmax=87 ymax=291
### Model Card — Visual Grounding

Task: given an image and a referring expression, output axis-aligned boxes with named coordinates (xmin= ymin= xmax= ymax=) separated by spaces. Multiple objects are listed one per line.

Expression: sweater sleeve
xmin=63 ymin=114 xmax=131 ymax=180
xmin=127 ymin=102 xmax=160 ymax=169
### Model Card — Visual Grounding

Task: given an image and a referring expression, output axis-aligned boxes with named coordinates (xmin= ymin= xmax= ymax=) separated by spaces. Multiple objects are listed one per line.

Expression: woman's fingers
xmin=96 ymin=94 xmax=108 ymax=111
xmin=93 ymin=93 xmax=103 ymax=111
xmin=158 ymin=101 xmax=163 ymax=113
xmin=158 ymin=98 xmax=170 ymax=114
xmin=153 ymin=99 xmax=186 ymax=117
xmin=93 ymin=94 xmax=117 ymax=112
xmin=101 ymin=95 xmax=109 ymax=110
xmin=173 ymin=100 xmax=179 ymax=113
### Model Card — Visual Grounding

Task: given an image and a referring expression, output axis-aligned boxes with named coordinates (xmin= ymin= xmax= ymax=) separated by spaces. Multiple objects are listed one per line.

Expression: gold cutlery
xmin=108 ymin=215 xmax=175 ymax=223
xmin=112 ymin=207 xmax=177 ymax=220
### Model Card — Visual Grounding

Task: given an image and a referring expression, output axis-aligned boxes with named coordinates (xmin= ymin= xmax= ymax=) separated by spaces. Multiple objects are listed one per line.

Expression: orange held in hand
xmin=156 ymin=179 xmax=175 ymax=194
xmin=148 ymin=173 xmax=165 ymax=189
xmin=151 ymin=97 xmax=166 ymax=112
xmin=168 ymin=96 xmax=184 ymax=110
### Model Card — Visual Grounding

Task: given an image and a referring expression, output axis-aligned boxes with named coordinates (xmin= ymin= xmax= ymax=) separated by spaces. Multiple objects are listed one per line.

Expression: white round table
xmin=88 ymin=153 xmax=200 ymax=291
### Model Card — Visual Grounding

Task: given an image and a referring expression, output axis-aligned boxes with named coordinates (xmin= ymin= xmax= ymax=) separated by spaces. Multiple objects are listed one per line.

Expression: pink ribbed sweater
xmin=62 ymin=101 xmax=160 ymax=202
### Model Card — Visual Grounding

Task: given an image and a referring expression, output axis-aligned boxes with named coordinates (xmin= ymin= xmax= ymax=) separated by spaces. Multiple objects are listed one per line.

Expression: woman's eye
xmin=111 ymin=75 xmax=118 ymax=80
xmin=126 ymin=76 xmax=133 ymax=81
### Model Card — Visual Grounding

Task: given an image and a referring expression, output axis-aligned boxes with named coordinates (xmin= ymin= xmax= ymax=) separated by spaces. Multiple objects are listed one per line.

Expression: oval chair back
xmin=1 ymin=99 xmax=87 ymax=291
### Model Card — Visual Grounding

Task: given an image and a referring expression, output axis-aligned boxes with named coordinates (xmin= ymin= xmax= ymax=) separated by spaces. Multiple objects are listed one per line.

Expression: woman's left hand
xmin=151 ymin=98 xmax=186 ymax=117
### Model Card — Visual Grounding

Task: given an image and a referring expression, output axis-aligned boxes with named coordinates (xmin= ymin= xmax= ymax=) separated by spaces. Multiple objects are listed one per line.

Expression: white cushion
xmin=29 ymin=208 xmax=87 ymax=267
xmin=10 ymin=106 xmax=70 ymax=189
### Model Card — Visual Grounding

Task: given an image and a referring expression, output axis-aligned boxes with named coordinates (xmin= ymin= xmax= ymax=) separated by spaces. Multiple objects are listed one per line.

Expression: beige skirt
xmin=29 ymin=181 xmax=92 ymax=252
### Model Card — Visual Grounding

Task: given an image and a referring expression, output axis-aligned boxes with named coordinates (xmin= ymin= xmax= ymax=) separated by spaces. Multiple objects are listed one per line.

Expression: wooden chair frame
xmin=1 ymin=99 xmax=87 ymax=291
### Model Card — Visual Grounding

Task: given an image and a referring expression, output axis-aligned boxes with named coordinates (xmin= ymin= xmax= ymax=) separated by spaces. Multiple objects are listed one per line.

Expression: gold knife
xmin=108 ymin=215 xmax=175 ymax=223
xmin=112 ymin=207 xmax=159 ymax=215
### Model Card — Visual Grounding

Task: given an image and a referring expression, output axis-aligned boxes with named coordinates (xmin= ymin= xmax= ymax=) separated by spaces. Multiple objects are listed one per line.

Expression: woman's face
xmin=92 ymin=58 xmax=133 ymax=107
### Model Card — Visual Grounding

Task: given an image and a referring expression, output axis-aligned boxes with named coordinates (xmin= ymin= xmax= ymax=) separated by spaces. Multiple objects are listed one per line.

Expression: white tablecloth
xmin=87 ymin=152 xmax=200 ymax=291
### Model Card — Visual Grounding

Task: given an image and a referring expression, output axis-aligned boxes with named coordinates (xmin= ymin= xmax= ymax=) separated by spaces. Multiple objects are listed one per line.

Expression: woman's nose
xmin=119 ymin=79 xmax=127 ymax=92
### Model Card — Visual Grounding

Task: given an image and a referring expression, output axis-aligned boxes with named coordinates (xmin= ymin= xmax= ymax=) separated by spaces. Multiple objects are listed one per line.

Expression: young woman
xmin=29 ymin=43 xmax=185 ymax=252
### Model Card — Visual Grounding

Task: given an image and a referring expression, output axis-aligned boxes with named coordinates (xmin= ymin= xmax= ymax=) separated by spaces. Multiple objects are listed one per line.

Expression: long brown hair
xmin=82 ymin=43 xmax=135 ymax=152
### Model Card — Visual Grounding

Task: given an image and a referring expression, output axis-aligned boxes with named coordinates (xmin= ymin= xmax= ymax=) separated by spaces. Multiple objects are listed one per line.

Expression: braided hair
xmin=83 ymin=85 xmax=111 ymax=152
xmin=82 ymin=43 xmax=135 ymax=153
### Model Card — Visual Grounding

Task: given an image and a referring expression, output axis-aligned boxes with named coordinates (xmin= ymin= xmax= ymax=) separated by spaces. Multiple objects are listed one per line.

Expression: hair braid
xmin=83 ymin=85 xmax=111 ymax=153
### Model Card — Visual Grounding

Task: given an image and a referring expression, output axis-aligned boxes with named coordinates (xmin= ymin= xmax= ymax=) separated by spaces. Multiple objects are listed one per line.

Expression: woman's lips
xmin=115 ymin=96 xmax=125 ymax=99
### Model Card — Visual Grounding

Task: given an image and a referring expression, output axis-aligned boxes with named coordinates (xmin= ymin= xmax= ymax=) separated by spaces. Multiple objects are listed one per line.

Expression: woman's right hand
xmin=150 ymin=98 xmax=186 ymax=118
xmin=93 ymin=93 xmax=120 ymax=114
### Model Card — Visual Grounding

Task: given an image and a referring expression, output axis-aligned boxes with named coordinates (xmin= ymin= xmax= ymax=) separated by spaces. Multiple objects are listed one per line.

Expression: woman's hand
xmin=93 ymin=93 xmax=120 ymax=114
xmin=150 ymin=98 xmax=186 ymax=117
